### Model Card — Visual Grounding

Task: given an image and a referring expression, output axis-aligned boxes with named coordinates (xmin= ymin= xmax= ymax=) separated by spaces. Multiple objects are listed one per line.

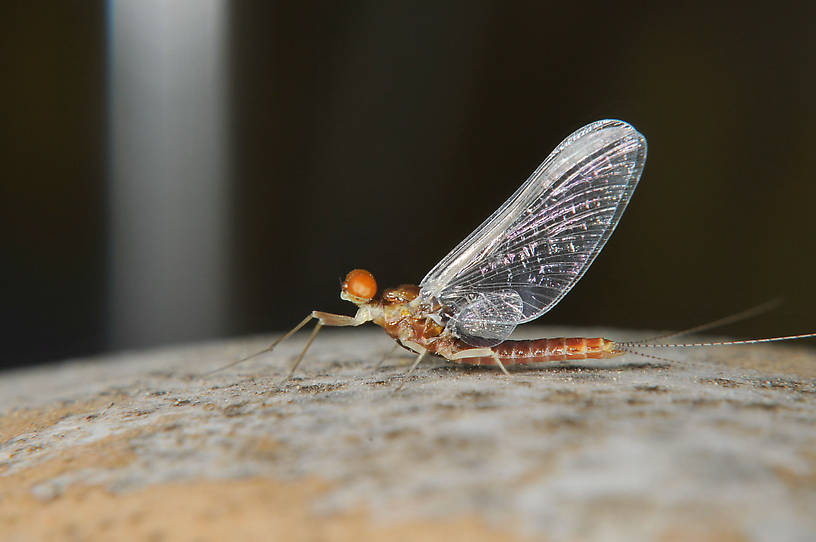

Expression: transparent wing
xmin=449 ymin=290 xmax=524 ymax=346
xmin=420 ymin=119 xmax=647 ymax=345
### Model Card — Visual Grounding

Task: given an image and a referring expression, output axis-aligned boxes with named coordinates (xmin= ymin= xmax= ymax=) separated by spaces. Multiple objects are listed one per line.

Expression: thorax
xmin=369 ymin=284 xmax=451 ymax=352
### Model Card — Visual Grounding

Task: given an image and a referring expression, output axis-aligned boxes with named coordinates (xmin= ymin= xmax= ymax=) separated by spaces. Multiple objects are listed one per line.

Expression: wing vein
xmin=418 ymin=119 xmax=647 ymax=345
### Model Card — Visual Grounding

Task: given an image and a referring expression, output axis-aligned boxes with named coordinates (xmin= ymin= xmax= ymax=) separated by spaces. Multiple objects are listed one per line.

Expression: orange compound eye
xmin=342 ymin=269 xmax=377 ymax=300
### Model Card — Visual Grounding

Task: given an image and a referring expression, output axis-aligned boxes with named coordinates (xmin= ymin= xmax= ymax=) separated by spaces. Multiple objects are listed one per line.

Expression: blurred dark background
xmin=2 ymin=1 xmax=815 ymax=369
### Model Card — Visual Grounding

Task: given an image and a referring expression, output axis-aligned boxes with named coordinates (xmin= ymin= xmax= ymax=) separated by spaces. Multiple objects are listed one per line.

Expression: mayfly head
xmin=341 ymin=269 xmax=378 ymax=305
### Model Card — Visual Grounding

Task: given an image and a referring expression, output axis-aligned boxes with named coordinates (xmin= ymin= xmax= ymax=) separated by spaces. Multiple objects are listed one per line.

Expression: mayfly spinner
xmin=219 ymin=119 xmax=816 ymax=383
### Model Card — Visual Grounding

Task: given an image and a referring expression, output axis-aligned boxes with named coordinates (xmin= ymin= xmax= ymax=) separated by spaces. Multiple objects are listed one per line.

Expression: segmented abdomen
xmin=453 ymin=337 xmax=620 ymax=366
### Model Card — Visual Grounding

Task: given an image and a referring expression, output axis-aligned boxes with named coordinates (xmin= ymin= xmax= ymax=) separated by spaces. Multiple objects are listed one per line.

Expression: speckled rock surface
xmin=1 ymin=326 xmax=815 ymax=541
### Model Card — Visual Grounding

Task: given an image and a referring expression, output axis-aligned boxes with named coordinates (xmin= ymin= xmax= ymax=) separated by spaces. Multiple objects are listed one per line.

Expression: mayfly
xmin=217 ymin=119 xmax=816 ymax=383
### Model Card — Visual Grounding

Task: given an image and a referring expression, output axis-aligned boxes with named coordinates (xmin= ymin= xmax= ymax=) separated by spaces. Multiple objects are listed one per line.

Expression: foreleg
xmin=204 ymin=310 xmax=366 ymax=377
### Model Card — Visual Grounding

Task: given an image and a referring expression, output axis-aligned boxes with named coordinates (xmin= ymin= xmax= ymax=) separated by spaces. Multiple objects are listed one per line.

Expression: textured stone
xmin=1 ymin=326 xmax=815 ymax=541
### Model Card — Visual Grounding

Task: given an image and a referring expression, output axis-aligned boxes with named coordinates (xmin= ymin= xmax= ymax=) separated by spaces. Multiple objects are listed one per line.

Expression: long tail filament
xmin=619 ymin=332 xmax=816 ymax=349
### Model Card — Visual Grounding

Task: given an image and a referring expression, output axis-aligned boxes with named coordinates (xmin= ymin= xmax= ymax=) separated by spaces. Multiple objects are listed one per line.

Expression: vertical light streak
xmin=108 ymin=0 xmax=228 ymax=349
